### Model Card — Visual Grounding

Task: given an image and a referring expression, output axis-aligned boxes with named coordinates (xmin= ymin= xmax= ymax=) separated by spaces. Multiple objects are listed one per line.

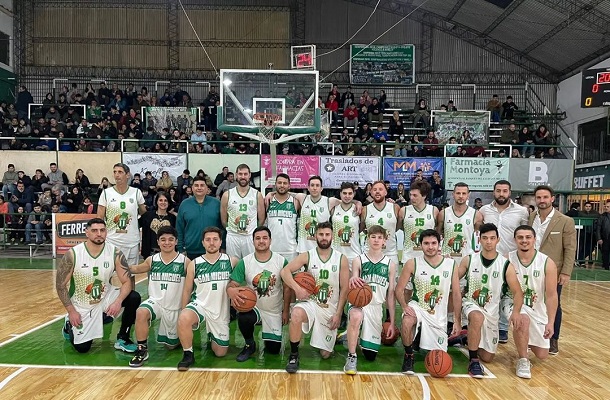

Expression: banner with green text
xmin=350 ymin=44 xmax=415 ymax=85
xmin=445 ymin=157 xmax=509 ymax=191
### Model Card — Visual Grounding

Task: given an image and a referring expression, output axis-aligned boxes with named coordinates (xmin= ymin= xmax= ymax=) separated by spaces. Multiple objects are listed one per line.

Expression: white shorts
xmin=405 ymin=301 xmax=448 ymax=351
xmin=139 ymin=299 xmax=180 ymax=346
xmin=254 ymin=307 xmax=283 ymax=343
xmin=462 ymin=301 xmax=499 ymax=354
xmin=226 ymin=232 xmax=254 ymax=259
xmin=348 ymin=303 xmax=383 ymax=352
xmin=71 ymin=286 xmax=121 ymax=345
xmin=502 ymin=298 xmax=548 ymax=349
xmin=294 ymin=300 xmax=337 ymax=352
xmin=185 ymin=300 xmax=230 ymax=347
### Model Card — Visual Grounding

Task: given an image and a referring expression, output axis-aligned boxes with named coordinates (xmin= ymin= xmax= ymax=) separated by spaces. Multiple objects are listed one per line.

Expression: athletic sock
xmin=469 ymin=350 xmax=478 ymax=361
xmin=348 ymin=352 xmax=357 ymax=357
xmin=290 ymin=341 xmax=300 ymax=354
xmin=137 ymin=340 xmax=148 ymax=348
xmin=184 ymin=347 xmax=193 ymax=353
xmin=404 ymin=345 xmax=413 ymax=355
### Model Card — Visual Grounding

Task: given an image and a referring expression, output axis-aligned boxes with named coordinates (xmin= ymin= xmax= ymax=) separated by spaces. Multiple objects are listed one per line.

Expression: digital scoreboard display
xmin=581 ymin=67 xmax=610 ymax=108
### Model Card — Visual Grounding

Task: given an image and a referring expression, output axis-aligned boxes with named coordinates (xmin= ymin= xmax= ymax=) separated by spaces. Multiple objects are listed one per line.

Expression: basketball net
xmin=253 ymin=113 xmax=282 ymax=144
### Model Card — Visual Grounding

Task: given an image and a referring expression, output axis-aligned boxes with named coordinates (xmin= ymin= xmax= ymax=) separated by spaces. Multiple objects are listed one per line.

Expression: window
xmin=577 ymin=117 xmax=609 ymax=165
xmin=0 ymin=31 xmax=9 ymax=66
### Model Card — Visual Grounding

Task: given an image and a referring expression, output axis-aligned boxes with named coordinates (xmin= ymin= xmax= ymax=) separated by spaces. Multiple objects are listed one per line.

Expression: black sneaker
xmin=129 ymin=345 xmax=149 ymax=367
xmin=468 ymin=359 xmax=485 ymax=378
xmin=236 ymin=343 xmax=256 ymax=362
xmin=499 ymin=330 xmax=509 ymax=344
xmin=102 ymin=312 xmax=114 ymax=325
xmin=177 ymin=351 xmax=195 ymax=371
xmin=401 ymin=354 xmax=415 ymax=375
xmin=285 ymin=353 xmax=300 ymax=373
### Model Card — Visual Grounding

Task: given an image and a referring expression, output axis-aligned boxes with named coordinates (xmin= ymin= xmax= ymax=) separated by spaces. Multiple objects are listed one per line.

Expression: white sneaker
xmin=516 ymin=358 xmax=531 ymax=379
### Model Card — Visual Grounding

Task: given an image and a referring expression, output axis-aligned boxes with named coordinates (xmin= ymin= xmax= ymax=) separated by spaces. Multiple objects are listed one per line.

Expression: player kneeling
xmin=343 ymin=225 xmax=397 ymax=375
xmin=457 ymin=223 xmax=526 ymax=378
xmin=227 ymin=226 xmax=290 ymax=362
xmin=128 ymin=226 xmax=189 ymax=367
xmin=281 ymin=222 xmax=349 ymax=373
xmin=176 ymin=227 xmax=238 ymax=371
xmin=395 ymin=229 xmax=462 ymax=374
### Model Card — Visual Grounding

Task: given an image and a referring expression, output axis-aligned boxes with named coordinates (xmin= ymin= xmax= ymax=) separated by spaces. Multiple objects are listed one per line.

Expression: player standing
xmin=266 ymin=173 xmax=300 ymax=261
xmin=399 ymin=180 xmax=438 ymax=263
xmin=361 ymin=181 xmax=401 ymax=266
xmin=331 ymin=182 xmax=361 ymax=266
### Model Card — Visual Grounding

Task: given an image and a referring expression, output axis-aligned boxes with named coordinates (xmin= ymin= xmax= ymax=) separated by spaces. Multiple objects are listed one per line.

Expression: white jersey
xmin=267 ymin=195 xmax=298 ymax=254
xmin=297 ymin=195 xmax=331 ymax=252
xmin=463 ymin=253 xmax=508 ymax=318
xmin=402 ymin=204 xmax=436 ymax=259
xmin=99 ymin=186 xmax=145 ymax=247
xmin=70 ymin=242 xmax=117 ymax=309
xmin=411 ymin=256 xmax=455 ymax=323
xmin=148 ymin=253 xmax=187 ymax=310
xmin=331 ymin=203 xmax=361 ymax=260
xmin=364 ymin=202 xmax=398 ymax=257
xmin=192 ymin=253 xmax=232 ymax=320
xmin=441 ymin=206 xmax=477 ymax=258
xmin=231 ymin=252 xmax=287 ymax=314
xmin=508 ymin=250 xmax=549 ymax=324
xmin=358 ymin=254 xmax=391 ymax=306
xmin=306 ymin=248 xmax=343 ymax=311
xmin=226 ymin=186 xmax=259 ymax=235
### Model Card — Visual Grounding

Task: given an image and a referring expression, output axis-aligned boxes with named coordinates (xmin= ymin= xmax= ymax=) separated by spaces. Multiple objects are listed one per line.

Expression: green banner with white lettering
xmin=350 ymin=44 xmax=415 ymax=85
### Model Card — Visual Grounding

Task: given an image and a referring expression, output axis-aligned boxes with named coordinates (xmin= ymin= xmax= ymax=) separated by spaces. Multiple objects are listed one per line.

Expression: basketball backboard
xmin=217 ymin=69 xmax=320 ymax=136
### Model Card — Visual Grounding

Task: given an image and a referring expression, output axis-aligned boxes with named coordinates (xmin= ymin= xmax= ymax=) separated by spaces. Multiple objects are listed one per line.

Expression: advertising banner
xmin=350 ymin=44 xmax=415 ymax=85
xmin=509 ymin=159 xmax=574 ymax=192
xmin=122 ymin=153 xmax=187 ymax=184
xmin=144 ymin=106 xmax=199 ymax=135
xmin=320 ymin=156 xmax=380 ymax=188
xmin=261 ymin=155 xmax=320 ymax=189
xmin=573 ymin=164 xmax=610 ymax=190
xmin=433 ymin=111 xmax=490 ymax=145
xmin=54 ymin=213 xmax=92 ymax=255
xmin=383 ymin=157 xmax=444 ymax=189
xmin=445 ymin=157 xmax=509 ymax=191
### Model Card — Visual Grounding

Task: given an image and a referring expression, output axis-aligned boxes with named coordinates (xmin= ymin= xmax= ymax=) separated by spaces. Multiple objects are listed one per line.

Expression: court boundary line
xmin=0 ymin=268 xmax=55 ymax=271
xmin=0 ymin=366 xmax=27 ymax=391
xmin=418 ymin=376 xmax=431 ymax=400
xmin=578 ymin=281 xmax=610 ymax=291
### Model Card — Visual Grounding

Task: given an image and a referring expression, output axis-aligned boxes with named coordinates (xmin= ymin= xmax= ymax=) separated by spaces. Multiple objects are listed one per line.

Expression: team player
xmin=343 ymin=225 xmax=397 ymax=375
xmin=266 ymin=173 xmax=300 ymax=261
xmin=177 ymin=227 xmax=239 ymax=371
xmin=56 ymin=218 xmax=141 ymax=353
xmin=221 ymin=164 xmax=265 ymax=259
xmin=457 ymin=223 xmax=526 ymax=378
xmin=227 ymin=226 xmax=290 ymax=362
xmin=281 ymin=222 xmax=349 ymax=373
xmin=361 ymin=181 xmax=401 ymax=266
xmin=395 ymin=229 xmax=462 ymax=374
xmin=399 ymin=180 xmax=438 ymax=263
xmin=508 ymin=226 xmax=558 ymax=379
xmin=127 ymin=226 xmax=189 ymax=367
xmin=331 ymin=182 xmax=361 ymax=265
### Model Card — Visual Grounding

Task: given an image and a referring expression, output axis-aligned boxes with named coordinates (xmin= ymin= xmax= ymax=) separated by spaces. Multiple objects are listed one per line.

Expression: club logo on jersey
xmin=338 ymin=226 xmax=353 ymax=246
xmin=466 ymin=219 xmax=471 ymax=225
xmin=235 ymin=214 xmax=250 ymax=233
xmin=113 ymin=212 xmax=131 ymax=232
xmin=443 ymin=271 xmax=449 ymax=278
xmin=472 ymin=286 xmax=491 ymax=307
xmin=427 ymin=214 xmax=431 ymax=220
xmin=313 ymin=282 xmax=333 ymax=308
xmin=492 ymin=271 xmax=499 ymax=278
xmin=448 ymin=234 xmax=465 ymax=256
xmin=104 ymin=261 xmax=110 ymax=269
xmin=524 ymin=287 xmax=538 ymax=308
xmin=252 ymin=270 xmax=276 ymax=297
xmin=424 ymin=288 xmax=442 ymax=314
xmin=411 ymin=229 xmax=424 ymax=248
xmin=305 ymin=220 xmax=317 ymax=239
xmin=85 ymin=279 xmax=105 ymax=304
xmin=533 ymin=270 xmax=540 ymax=278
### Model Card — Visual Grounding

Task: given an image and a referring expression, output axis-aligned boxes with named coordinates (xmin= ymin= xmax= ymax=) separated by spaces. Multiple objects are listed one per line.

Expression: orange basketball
xmin=294 ymin=272 xmax=317 ymax=294
xmin=424 ymin=350 xmax=453 ymax=378
xmin=347 ymin=284 xmax=373 ymax=308
xmin=380 ymin=321 xmax=400 ymax=345
xmin=234 ymin=287 xmax=257 ymax=313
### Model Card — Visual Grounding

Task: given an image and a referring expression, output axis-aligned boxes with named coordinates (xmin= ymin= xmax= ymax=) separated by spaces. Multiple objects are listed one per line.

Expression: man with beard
xmin=220 ymin=164 xmax=265 ymax=258
xmin=281 ymin=222 xmax=349 ymax=373
xmin=331 ymin=182 xmax=361 ymax=266
xmin=266 ymin=174 xmax=300 ymax=262
xmin=479 ymin=180 xmax=529 ymax=343
xmin=399 ymin=180 xmax=438 ymax=263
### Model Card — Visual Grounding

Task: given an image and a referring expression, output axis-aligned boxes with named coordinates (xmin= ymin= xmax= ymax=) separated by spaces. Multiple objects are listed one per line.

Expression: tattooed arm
xmin=106 ymin=249 xmax=134 ymax=317
xmin=56 ymin=250 xmax=81 ymax=327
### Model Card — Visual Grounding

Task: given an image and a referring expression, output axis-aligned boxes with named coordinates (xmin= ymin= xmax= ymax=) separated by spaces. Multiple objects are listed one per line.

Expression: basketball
xmin=294 ymin=272 xmax=317 ymax=294
xmin=424 ymin=350 xmax=453 ymax=378
xmin=234 ymin=287 xmax=257 ymax=313
xmin=347 ymin=284 xmax=373 ymax=308
xmin=380 ymin=321 xmax=400 ymax=345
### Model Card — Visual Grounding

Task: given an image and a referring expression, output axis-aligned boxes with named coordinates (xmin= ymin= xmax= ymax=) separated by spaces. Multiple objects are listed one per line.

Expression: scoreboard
xmin=581 ymin=67 xmax=610 ymax=108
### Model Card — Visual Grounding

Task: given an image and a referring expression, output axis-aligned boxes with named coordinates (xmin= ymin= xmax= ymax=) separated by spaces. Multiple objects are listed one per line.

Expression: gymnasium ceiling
xmin=350 ymin=0 xmax=610 ymax=82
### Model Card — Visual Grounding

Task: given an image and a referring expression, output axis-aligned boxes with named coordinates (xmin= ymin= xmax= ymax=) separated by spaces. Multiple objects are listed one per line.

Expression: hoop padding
xmin=217 ymin=106 xmax=321 ymax=135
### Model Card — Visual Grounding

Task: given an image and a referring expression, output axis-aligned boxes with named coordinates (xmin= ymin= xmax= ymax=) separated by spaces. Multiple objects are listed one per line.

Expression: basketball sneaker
xmin=516 ymin=358 xmax=531 ymax=379
xmin=499 ymin=330 xmax=509 ymax=344
xmin=62 ymin=318 xmax=72 ymax=341
xmin=236 ymin=342 xmax=256 ymax=362
xmin=129 ymin=345 xmax=149 ymax=368
xmin=178 ymin=351 xmax=195 ymax=371
xmin=285 ymin=353 xmax=300 ymax=373
xmin=401 ymin=354 xmax=415 ymax=375
xmin=114 ymin=337 xmax=137 ymax=353
xmin=549 ymin=338 xmax=559 ymax=355
xmin=343 ymin=354 xmax=358 ymax=375
xmin=468 ymin=359 xmax=485 ymax=378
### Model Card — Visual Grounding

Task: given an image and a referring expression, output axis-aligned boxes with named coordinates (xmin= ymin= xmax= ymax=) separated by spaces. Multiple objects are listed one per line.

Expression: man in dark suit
xmin=596 ymin=200 xmax=610 ymax=271
xmin=528 ymin=186 xmax=576 ymax=356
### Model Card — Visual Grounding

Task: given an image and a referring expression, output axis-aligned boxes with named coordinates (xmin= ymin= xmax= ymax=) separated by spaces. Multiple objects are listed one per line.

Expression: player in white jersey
xmin=281 ymin=222 xmax=349 ymax=373
xmin=508 ymin=225 xmax=558 ymax=379
xmin=457 ymin=223 xmax=526 ymax=378
xmin=361 ymin=181 xmax=401 ymax=266
xmin=331 ymin=182 xmax=361 ymax=265
xmin=266 ymin=173 xmax=300 ymax=261
xmin=343 ymin=225 xmax=397 ymax=375
xmin=56 ymin=218 xmax=141 ymax=354
xmin=395 ymin=229 xmax=462 ymax=374
xmin=399 ymin=180 xmax=438 ymax=263
xmin=221 ymin=164 xmax=265 ymax=259
xmin=176 ymin=226 xmax=239 ymax=371
xmin=97 ymin=163 xmax=147 ymax=266
xmin=127 ymin=226 xmax=189 ymax=367
xmin=227 ymin=226 xmax=290 ymax=362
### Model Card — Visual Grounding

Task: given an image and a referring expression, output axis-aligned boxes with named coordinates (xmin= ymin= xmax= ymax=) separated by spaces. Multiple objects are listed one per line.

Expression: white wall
xmin=557 ymin=56 xmax=610 ymax=143
xmin=0 ymin=0 xmax=13 ymax=71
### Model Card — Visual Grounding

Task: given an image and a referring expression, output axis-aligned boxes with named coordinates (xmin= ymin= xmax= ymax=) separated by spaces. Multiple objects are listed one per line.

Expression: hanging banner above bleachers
xmin=350 ymin=44 xmax=415 ymax=85
xmin=509 ymin=158 xmax=574 ymax=192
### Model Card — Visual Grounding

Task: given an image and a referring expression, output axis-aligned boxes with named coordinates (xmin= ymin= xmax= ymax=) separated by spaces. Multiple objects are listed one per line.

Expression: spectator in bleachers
xmin=141 ymin=87 xmax=151 ymax=103
xmin=327 ymin=85 xmax=340 ymax=103
xmin=41 ymin=92 xmax=55 ymax=117
xmin=357 ymin=143 xmax=371 ymax=156
xmin=394 ymin=135 xmax=409 ymax=157
xmin=108 ymin=93 xmax=127 ymax=112
xmin=423 ymin=129 xmax=440 ymax=157
xmin=15 ymin=171 xmax=30 ymax=189
xmin=357 ymin=105 xmax=369 ymax=129
xmin=466 ymin=140 xmax=486 ymax=157
xmin=167 ymin=187 xmax=182 ymax=215
xmin=2 ymin=164 xmax=18 ymax=199
xmin=360 ymin=90 xmax=372 ymax=107
xmin=25 ymin=203 xmax=45 ymax=245
xmin=368 ymin=98 xmax=383 ymax=125
xmin=216 ymin=172 xmax=236 ymax=199
xmin=177 ymin=170 xmax=193 ymax=196
xmin=373 ymin=124 xmax=389 ymax=143
xmin=341 ymin=86 xmax=354 ymax=109
xmin=45 ymin=106 xmax=61 ymax=122
xmin=57 ymin=94 xmax=70 ymax=117
xmin=413 ymin=98 xmax=430 ymax=129
xmin=84 ymin=83 xmax=96 ymax=104
xmin=30 ymin=169 xmax=48 ymax=193
xmin=474 ymin=198 xmax=483 ymax=210
xmin=363 ymin=183 xmax=373 ymax=205
xmin=8 ymin=205 xmax=27 ymax=244
xmin=494 ymin=148 xmax=508 ymax=158
xmin=460 ymin=129 xmax=474 ymax=145
xmin=534 ymin=124 xmax=551 ymax=153
xmin=546 ymin=147 xmax=566 ymax=159
xmin=511 ymin=148 xmax=522 ymax=158
xmin=379 ymin=90 xmax=389 ymax=109
xmin=325 ymin=94 xmax=340 ymax=127
xmin=159 ymin=89 xmax=174 ymax=106
xmin=339 ymin=128 xmax=350 ymax=144
xmin=501 ymin=95 xmax=519 ymax=120
xmin=196 ymin=169 xmax=214 ymax=189
xmin=344 ymin=136 xmax=358 ymax=156
xmin=343 ymin=103 xmax=358 ymax=129
xmin=487 ymin=94 xmax=502 ymax=122
xmin=97 ymin=177 xmax=112 ymax=196
xmin=455 ymin=146 xmax=464 ymax=157
xmin=389 ymin=111 xmax=404 ymax=138
xmin=410 ymin=169 xmax=425 ymax=186
xmin=519 ymin=126 xmax=535 ymax=158
xmin=412 ymin=135 xmax=423 ymax=157
xmin=429 ymin=171 xmax=445 ymax=205
xmin=130 ymin=173 xmax=143 ymax=190
xmin=65 ymin=107 xmax=82 ymax=124
xmin=500 ymin=123 xmax=519 ymax=151
xmin=173 ymin=85 xmax=189 ymax=105
xmin=156 ymin=171 xmax=173 ymax=192
xmin=58 ymin=132 xmax=74 ymax=151
xmin=16 ymin=86 xmax=34 ymax=120
xmin=35 ymin=135 xmax=57 ymax=151
xmin=357 ymin=122 xmax=373 ymax=141
xmin=393 ymin=183 xmax=407 ymax=207
xmin=79 ymin=195 xmax=95 ymax=214
xmin=51 ymin=185 xmax=68 ymax=212
xmin=65 ymin=186 xmax=83 ymax=213
xmin=446 ymin=137 xmax=458 ymax=156
xmin=38 ymin=187 xmax=52 ymax=210
xmin=141 ymin=126 xmax=158 ymax=152
xmin=446 ymin=100 xmax=457 ymax=111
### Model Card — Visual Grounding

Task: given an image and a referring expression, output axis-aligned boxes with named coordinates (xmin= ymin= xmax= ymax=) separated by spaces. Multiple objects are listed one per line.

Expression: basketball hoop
xmin=253 ymin=113 xmax=282 ymax=143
